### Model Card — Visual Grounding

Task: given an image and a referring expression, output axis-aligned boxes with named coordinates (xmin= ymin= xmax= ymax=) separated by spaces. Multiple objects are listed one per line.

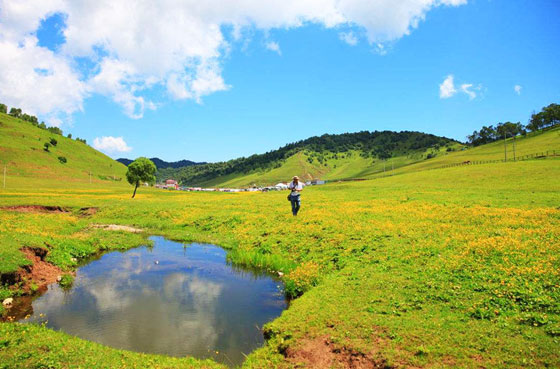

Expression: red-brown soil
xmin=18 ymin=247 xmax=66 ymax=290
xmin=1 ymin=205 xmax=70 ymax=213
xmin=286 ymin=336 xmax=387 ymax=369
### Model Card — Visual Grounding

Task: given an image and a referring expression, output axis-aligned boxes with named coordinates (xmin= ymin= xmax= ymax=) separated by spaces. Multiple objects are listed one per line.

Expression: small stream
xmin=11 ymin=236 xmax=288 ymax=366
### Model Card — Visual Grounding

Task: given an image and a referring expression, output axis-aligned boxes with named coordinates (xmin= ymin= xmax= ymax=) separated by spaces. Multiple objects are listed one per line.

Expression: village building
xmin=164 ymin=179 xmax=179 ymax=189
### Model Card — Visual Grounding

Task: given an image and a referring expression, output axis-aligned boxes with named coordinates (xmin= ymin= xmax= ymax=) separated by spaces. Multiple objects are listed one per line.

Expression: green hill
xmin=170 ymin=126 xmax=560 ymax=188
xmin=368 ymin=125 xmax=560 ymax=179
xmin=0 ymin=113 xmax=127 ymax=187
xmin=162 ymin=131 xmax=461 ymax=187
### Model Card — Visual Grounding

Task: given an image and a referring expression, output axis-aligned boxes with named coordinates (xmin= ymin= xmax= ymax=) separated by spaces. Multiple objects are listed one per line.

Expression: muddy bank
xmin=1 ymin=205 xmax=70 ymax=213
xmin=18 ymin=247 xmax=68 ymax=289
xmin=1 ymin=205 xmax=99 ymax=216
xmin=1 ymin=247 xmax=70 ymax=320
xmin=1 ymin=247 xmax=67 ymax=292
xmin=285 ymin=336 xmax=387 ymax=369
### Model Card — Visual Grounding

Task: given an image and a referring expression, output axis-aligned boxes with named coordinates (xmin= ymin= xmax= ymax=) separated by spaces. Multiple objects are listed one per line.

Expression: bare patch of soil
xmin=91 ymin=224 xmax=143 ymax=233
xmin=0 ymin=247 xmax=68 ymax=302
xmin=1 ymin=205 xmax=70 ymax=213
xmin=1 ymin=248 xmax=73 ymax=321
xmin=78 ymin=207 xmax=98 ymax=216
xmin=286 ymin=336 xmax=387 ymax=369
xmin=19 ymin=247 xmax=66 ymax=290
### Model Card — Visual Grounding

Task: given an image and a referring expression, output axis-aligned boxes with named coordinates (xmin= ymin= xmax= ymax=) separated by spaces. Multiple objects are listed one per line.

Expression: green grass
xmin=0 ymin=112 xmax=127 ymax=185
xmin=1 ymin=122 xmax=559 ymax=368
xmin=1 ymin=157 xmax=559 ymax=367
xmin=0 ymin=323 xmax=225 ymax=369
xmin=368 ymin=126 xmax=560 ymax=178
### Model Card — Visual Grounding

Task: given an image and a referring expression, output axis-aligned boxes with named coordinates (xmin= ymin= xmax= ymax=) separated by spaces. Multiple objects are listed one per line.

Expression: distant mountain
xmin=162 ymin=130 xmax=462 ymax=187
xmin=117 ymin=157 xmax=205 ymax=169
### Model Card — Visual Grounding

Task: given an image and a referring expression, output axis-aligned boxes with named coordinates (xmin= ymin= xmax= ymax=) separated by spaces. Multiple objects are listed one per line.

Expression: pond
xmin=12 ymin=236 xmax=288 ymax=366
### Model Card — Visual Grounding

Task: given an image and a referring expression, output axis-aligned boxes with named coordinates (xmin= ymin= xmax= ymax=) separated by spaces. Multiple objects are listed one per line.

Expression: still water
xmin=17 ymin=236 xmax=287 ymax=366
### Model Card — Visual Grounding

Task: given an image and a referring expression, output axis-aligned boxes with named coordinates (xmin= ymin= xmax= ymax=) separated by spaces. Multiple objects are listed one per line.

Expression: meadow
xmin=1 ymin=154 xmax=559 ymax=368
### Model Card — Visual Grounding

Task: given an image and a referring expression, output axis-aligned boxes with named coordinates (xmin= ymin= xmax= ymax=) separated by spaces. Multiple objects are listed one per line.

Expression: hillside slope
xmin=368 ymin=125 xmax=560 ymax=179
xmin=0 ymin=113 xmax=127 ymax=187
xmin=165 ymin=131 xmax=461 ymax=187
xmin=207 ymin=126 xmax=560 ymax=187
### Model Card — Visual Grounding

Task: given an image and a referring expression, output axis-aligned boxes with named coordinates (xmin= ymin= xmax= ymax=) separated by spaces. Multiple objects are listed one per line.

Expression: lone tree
xmin=126 ymin=157 xmax=156 ymax=198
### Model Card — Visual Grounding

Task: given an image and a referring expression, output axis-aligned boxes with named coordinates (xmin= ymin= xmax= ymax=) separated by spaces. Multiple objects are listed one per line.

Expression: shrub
xmin=49 ymin=138 xmax=58 ymax=146
xmin=47 ymin=127 xmax=63 ymax=136
xmin=8 ymin=107 xmax=22 ymax=118
xmin=58 ymin=156 xmax=67 ymax=164
xmin=58 ymin=274 xmax=74 ymax=289
xmin=284 ymin=262 xmax=320 ymax=297
xmin=43 ymin=142 xmax=51 ymax=152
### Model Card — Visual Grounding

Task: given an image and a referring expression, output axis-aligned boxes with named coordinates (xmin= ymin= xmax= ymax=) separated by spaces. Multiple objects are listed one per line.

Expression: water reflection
xmin=16 ymin=237 xmax=287 ymax=366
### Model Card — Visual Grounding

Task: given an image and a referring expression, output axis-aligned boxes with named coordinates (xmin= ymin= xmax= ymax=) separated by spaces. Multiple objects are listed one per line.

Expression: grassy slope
xmin=0 ymin=112 xmax=127 ymax=184
xmin=370 ymin=126 xmax=560 ymax=178
xmin=200 ymin=144 xmax=463 ymax=188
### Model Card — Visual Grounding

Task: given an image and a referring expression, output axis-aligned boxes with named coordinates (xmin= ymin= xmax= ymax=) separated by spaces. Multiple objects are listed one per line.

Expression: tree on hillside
xmin=0 ymin=103 xmax=7 ymax=114
xmin=9 ymin=107 xmax=22 ymax=118
xmin=496 ymin=121 xmax=524 ymax=138
xmin=527 ymin=103 xmax=560 ymax=132
xmin=126 ymin=157 xmax=156 ymax=198
xmin=47 ymin=126 xmax=63 ymax=135
xmin=21 ymin=113 xmax=38 ymax=124
xmin=467 ymin=125 xmax=498 ymax=146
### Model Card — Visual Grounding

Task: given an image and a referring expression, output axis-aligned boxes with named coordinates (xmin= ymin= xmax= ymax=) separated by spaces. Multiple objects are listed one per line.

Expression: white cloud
xmin=339 ymin=31 xmax=358 ymax=46
xmin=460 ymin=83 xmax=476 ymax=100
xmin=514 ymin=84 xmax=522 ymax=95
xmin=265 ymin=41 xmax=282 ymax=55
xmin=439 ymin=75 xmax=457 ymax=99
xmin=0 ymin=37 xmax=86 ymax=123
xmin=440 ymin=75 xmax=482 ymax=100
xmin=0 ymin=0 xmax=469 ymax=122
xmin=93 ymin=136 xmax=132 ymax=154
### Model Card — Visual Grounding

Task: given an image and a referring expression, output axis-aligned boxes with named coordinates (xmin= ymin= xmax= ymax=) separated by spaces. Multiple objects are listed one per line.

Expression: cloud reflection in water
xmin=21 ymin=237 xmax=287 ymax=366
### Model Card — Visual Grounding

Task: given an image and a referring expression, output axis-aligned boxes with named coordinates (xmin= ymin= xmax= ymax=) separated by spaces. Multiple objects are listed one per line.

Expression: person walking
xmin=287 ymin=176 xmax=304 ymax=216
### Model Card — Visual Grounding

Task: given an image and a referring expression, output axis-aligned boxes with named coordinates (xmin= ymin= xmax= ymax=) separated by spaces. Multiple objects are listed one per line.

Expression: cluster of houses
xmin=154 ymin=179 xmax=326 ymax=192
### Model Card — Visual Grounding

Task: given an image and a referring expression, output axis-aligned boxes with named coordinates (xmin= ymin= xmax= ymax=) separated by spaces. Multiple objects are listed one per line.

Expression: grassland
xmin=1 ymin=150 xmax=559 ymax=367
xmin=0 ymin=113 xmax=127 ymax=184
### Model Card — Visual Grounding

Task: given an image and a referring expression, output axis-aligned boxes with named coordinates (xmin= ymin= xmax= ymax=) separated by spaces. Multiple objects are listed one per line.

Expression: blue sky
xmin=1 ymin=1 xmax=559 ymax=162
